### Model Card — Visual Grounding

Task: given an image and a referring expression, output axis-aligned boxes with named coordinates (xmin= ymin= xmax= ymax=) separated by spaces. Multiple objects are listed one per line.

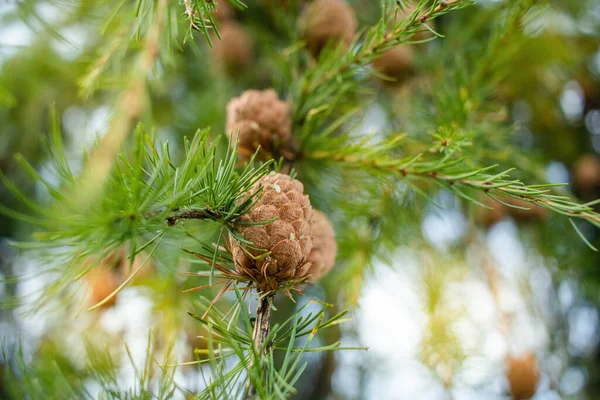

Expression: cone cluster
xmin=229 ymin=173 xmax=313 ymax=292
xmin=229 ymin=173 xmax=337 ymax=292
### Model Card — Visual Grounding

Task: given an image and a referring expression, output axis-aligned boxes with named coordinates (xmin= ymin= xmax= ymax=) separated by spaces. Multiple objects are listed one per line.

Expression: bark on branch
xmin=245 ymin=295 xmax=273 ymax=399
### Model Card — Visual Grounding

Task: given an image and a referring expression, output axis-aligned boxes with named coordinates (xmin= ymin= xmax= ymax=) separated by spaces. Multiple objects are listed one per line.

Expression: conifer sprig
xmin=291 ymin=0 xmax=474 ymax=122
xmin=304 ymin=138 xmax=600 ymax=235
xmin=185 ymin=290 xmax=363 ymax=399
xmin=0 ymin=124 xmax=272 ymax=306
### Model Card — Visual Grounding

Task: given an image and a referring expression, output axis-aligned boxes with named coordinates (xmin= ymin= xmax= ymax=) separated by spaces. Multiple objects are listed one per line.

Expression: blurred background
xmin=1 ymin=0 xmax=600 ymax=399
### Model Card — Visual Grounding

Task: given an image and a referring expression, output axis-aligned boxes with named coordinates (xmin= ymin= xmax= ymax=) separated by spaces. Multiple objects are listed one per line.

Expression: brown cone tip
xmin=307 ymin=210 xmax=337 ymax=282
xmin=572 ymin=153 xmax=600 ymax=193
xmin=229 ymin=173 xmax=313 ymax=292
xmin=507 ymin=353 xmax=540 ymax=400
xmin=373 ymin=45 xmax=415 ymax=86
xmin=212 ymin=21 xmax=252 ymax=76
xmin=299 ymin=0 xmax=357 ymax=58
xmin=226 ymin=89 xmax=291 ymax=160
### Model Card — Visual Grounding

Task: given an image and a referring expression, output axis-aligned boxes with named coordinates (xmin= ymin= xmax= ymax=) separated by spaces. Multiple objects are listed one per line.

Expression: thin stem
xmin=74 ymin=0 xmax=170 ymax=206
xmin=166 ymin=208 xmax=222 ymax=226
xmin=245 ymin=295 xmax=273 ymax=399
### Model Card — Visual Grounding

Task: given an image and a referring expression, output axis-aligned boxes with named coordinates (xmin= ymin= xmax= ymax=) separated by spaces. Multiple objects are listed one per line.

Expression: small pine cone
xmin=572 ymin=153 xmax=600 ymax=194
xmin=212 ymin=21 xmax=253 ymax=76
xmin=298 ymin=0 xmax=357 ymax=58
xmin=226 ymin=89 xmax=292 ymax=160
xmin=372 ymin=45 xmax=415 ymax=86
xmin=507 ymin=353 xmax=540 ymax=400
xmin=229 ymin=173 xmax=313 ymax=292
xmin=307 ymin=210 xmax=337 ymax=282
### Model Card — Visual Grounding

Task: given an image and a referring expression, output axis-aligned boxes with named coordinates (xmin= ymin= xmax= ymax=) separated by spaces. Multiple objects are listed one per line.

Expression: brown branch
xmin=245 ymin=295 xmax=274 ymax=399
xmin=166 ymin=208 xmax=222 ymax=226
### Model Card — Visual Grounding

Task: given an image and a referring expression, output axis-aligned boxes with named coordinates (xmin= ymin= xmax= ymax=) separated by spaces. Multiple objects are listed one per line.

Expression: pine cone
xmin=229 ymin=173 xmax=313 ymax=292
xmin=212 ymin=21 xmax=252 ymax=76
xmin=572 ymin=153 xmax=600 ymax=194
xmin=298 ymin=0 xmax=357 ymax=58
xmin=372 ymin=45 xmax=415 ymax=86
xmin=507 ymin=353 xmax=539 ymax=400
xmin=226 ymin=89 xmax=292 ymax=160
xmin=307 ymin=210 xmax=337 ymax=282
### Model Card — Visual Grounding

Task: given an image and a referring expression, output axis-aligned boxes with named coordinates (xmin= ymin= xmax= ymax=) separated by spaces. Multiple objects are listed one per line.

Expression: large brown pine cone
xmin=372 ymin=45 xmax=415 ymax=86
xmin=229 ymin=173 xmax=313 ymax=292
xmin=298 ymin=0 xmax=357 ymax=58
xmin=507 ymin=353 xmax=540 ymax=400
xmin=212 ymin=21 xmax=253 ymax=76
xmin=307 ymin=210 xmax=337 ymax=282
xmin=226 ymin=89 xmax=292 ymax=160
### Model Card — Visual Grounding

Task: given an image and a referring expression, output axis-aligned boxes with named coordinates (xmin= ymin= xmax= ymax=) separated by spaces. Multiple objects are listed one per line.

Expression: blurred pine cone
xmin=372 ymin=45 xmax=415 ymax=86
xmin=212 ymin=21 xmax=253 ymax=76
xmin=507 ymin=353 xmax=539 ymax=400
xmin=475 ymin=196 xmax=507 ymax=229
xmin=86 ymin=263 xmax=120 ymax=309
xmin=572 ymin=153 xmax=600 ymax=195
xmin=226 ymin=89 xmax=292 ymax=161
xmin=307 ymin=210 xmax=337 ymax=282
xmin=229 ymin=173 xmax=313 ymax=293
xmin=298 ymin=0 xmax=357 ymax=58
xmin=212 ymin=1 xmax=234 ymax=21
xmin=85 ymin=249 xmax=154 ymax=309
